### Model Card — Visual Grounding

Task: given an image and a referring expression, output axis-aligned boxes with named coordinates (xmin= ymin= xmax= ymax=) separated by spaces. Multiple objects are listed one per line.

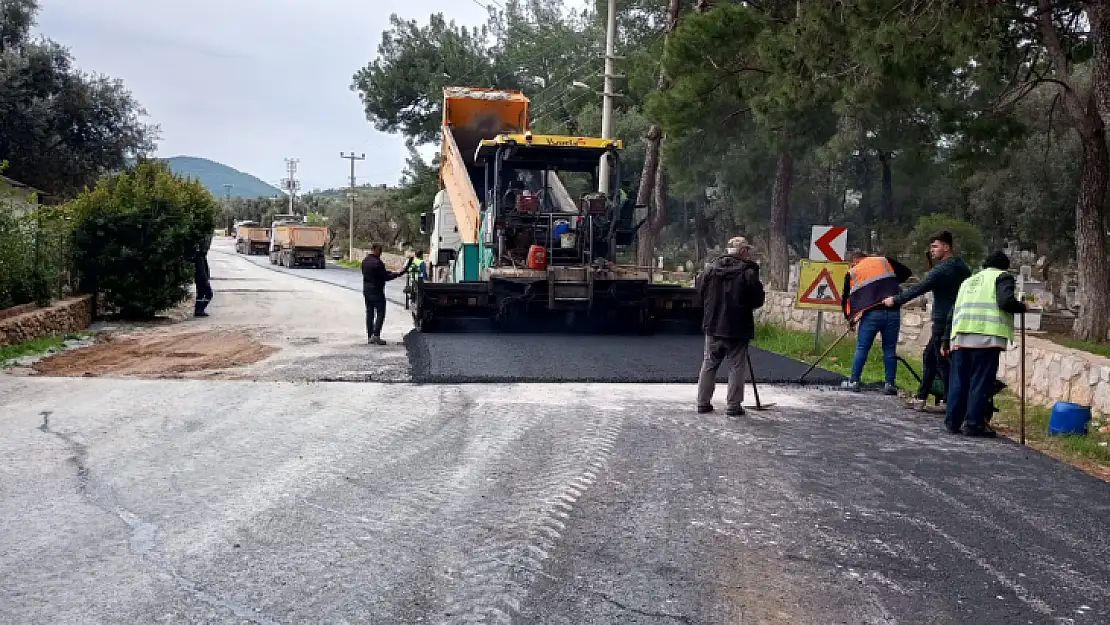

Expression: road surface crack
xmin=36 ymin=411 xmax=279 ymax=624
xmin=587 ymin=588 xmax=693 ymax=623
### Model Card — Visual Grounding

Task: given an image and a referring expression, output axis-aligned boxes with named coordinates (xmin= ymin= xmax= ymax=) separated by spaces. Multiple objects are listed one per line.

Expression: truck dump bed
xmin=274 ymin=225 xmax=327 ymax=249
xmin=441 ymin=87 xmax=529 ymax=245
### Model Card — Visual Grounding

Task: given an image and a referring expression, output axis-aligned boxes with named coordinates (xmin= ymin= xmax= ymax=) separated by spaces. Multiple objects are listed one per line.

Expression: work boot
xmin=883 ymin=383 xmax=898 ymax=397
xmin=697 ymin=405 xmax=714 ymax=414
xmin=726 ymin=406 xmax=746 ymax=417
xmin=369 ymin=336 xmax=386 ymax=345
xmin=840 ymin=380 xmax=861 ymax=392
xmin=963 ymin=425 xmax=998 ymax=438
xmin=195 ymin=310 xmax=209 ymax=318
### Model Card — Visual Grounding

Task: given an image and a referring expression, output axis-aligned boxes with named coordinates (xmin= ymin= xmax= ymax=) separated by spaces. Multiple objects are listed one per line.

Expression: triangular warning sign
xmin=799 ymin=268 xmax=842 ymax=305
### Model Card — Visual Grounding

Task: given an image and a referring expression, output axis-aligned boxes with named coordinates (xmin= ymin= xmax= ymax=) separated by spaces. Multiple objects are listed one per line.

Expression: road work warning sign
xmin=795 ymin=260 xmax=849 ymax=311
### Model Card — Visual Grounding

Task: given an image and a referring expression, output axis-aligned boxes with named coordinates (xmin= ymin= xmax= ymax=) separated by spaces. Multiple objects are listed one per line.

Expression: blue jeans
xmin=850 ymin=308 xmax=900 ymax=384
xmin=945 ymin=347 xmax=1001 ymax=432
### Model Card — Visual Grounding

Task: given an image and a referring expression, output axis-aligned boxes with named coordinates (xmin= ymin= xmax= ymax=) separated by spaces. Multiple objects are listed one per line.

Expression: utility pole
xmin=222 ymin=184 xmax=234 ymax=234
xmin=598 ymin=0 xmax=622 ymax=194
xmin=340 ymin=152 xmax=366 ymax=261
xmin=282 ymin=158 xmax=300 ymax=215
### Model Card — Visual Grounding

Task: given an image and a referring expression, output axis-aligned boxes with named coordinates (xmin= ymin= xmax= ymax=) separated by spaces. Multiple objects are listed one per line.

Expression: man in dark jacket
xmin=941 ymin=251 xmax=1028 ymax=437
xmin=361 ymin=244 xmax=412 ymax=345
xmin=194 ymin=237 xmax=213 ymax=318
xmin=882 ymin=230 xmax=972 ymax=409
xmin=696 ymin=236 xmax=766 ymax=417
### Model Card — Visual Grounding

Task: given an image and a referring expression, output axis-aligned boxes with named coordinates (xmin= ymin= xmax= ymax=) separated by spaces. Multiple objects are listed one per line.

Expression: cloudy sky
xmin=35 ymin=0 xmax=490 ymax=192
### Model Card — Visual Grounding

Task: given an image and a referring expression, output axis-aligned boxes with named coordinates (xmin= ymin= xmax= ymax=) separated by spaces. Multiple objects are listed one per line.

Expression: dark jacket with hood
xmin=698 ymin=254 xmax=765 ymax=340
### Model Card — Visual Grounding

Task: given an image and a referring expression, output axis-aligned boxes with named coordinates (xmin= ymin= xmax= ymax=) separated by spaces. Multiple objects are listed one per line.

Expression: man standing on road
xmin=941 ymin=251 xmax=1027 ymax=437
xmin=409 ymin=249 xmax=428 ymax=281
xmin=696 ymin=236 xmax=765 ymax=417
xmin=882 ymin=230 xmax=971 ymax=410
xmin=841 ymin=250 xmax=913 ymax=394
xmin=361 ymin=244 xmax=412 ymax=345
xmin=194 ymin=237 xmax=213 ymax=318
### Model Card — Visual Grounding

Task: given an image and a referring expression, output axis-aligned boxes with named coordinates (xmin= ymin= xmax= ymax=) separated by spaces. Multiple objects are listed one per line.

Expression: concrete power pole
xmin=598 ymin=0 xmax=621 ymax=194
xmin=282 ymin=158 xmax=300 ymax=215
xmin=340 ymin=152 xmax=366 ymax=261
xmin=222 ymin=184 xmax=234 ymax=234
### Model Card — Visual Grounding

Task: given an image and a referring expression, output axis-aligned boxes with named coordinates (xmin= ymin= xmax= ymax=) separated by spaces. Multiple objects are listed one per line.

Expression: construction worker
xmin=883 ymin=230 xmax=971 ymax=409
xmin=361 ymin=244 xmax=412 ymax=345
xmin=409 ymin=249 xmax=428 ymax=281
xmin=941 ymin=251 xmax=1027 ymax=437
xmin=696 ymin=236 xmax=765 ymax=417
xmin=841 ymin=250 xmax=913 ymax=394
xmin=193 ymin=237 xmax=213 ymax=318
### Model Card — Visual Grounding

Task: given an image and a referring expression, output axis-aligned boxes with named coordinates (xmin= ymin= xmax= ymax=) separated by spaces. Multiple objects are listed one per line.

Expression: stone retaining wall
xmin=759 ymin=289 xmax=1110 ymax=417
xmin=1000 ymin=338 xmax=1110 ymax=417
xmin=0 ymin=296 xmax=94 ymax=347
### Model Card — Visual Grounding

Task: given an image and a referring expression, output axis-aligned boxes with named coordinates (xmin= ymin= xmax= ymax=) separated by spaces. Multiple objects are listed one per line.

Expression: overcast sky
xmin=35 ymin=0 xmax=490 ymax=192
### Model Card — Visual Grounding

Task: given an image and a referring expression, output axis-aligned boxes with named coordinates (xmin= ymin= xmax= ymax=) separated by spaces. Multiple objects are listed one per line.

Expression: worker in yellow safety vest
xmin=940 ymin=251 xmax=1028 ymax=437
xmin=840 ymin=250 xmax=912 ymax=394
xmin=408 ymin=249 xmax=427 ymax=281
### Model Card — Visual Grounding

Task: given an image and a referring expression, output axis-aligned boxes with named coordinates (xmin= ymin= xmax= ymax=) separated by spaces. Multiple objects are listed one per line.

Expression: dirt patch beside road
xmin=33 ymin=329 xmax=277 ymax=378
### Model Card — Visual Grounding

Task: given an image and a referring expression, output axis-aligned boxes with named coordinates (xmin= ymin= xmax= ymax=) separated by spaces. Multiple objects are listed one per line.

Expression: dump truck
xmin=412 ymin=86 xmax=700 ymax=333
xmin=234 ymin=221 xmax=271 ymax=255
xmin=269 ymin=220 xmax=329 ymax=268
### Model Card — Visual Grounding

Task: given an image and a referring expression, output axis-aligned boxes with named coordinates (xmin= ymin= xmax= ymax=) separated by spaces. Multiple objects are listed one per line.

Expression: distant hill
xmin=163 ymin=156 xmax=284 ymax=199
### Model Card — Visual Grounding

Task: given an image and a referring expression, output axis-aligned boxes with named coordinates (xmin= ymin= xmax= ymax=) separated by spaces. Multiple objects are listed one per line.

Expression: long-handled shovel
xmin=745 ymin=349 xmax=776 ymax=410
xmin=798 ymin=326 xmax=853 ymax=383
xmin=1020 ymin=311 xmax=1027 ymax=445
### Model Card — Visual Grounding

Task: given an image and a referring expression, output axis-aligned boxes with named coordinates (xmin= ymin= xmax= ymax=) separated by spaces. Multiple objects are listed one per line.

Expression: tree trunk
xmin=1088 ymin=4 xmax=1110 ymax=132
xmin=767 ymin=152 xmax=793 ymax=290
xmin=637 ymin=157 xmax=669 ymax=268
xmin=635 ymin=124 xmax=663 ymax=267
xmin=633 ymin=0 xmax=682 ymax=268
xmin=1072 ymin=126 xmax=1110 ymax=341
xmin=817 ymin=164 xmax=833 ymax=224
xmin=1035 ymin=0 xmax=1110 ymax=340
xmin=857 ymin=153 xmax=874 ymax=252
xmin=878 ymin=150 xmax=894 ymax=223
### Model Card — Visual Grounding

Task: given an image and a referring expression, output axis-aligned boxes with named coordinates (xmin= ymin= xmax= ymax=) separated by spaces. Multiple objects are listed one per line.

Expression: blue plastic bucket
xmin=1048 ymin=401 xmax=1091 ymax=436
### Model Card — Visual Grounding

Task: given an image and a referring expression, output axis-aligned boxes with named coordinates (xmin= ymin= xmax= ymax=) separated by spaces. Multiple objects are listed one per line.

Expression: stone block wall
xmin=999 ymin=338 xmax=1110 ymax=417
xmin=0 ymin=296 xmax=94 ymax=347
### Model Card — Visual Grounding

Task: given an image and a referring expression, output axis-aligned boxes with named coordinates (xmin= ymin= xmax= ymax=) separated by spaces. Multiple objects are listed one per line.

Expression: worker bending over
xmin=941 ymin=251 xmax=1027 ymax=437
xmin=883 ymin=230 xmax=971 ymax=409
xmin=696 ymin=236 xmax=765 ymax=417
xmin=841 ymin=250 xmax=912 ymax=394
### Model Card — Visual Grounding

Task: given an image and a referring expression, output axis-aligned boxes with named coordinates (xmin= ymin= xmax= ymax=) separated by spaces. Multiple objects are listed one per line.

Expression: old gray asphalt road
xmin=236 ymin=242 xmax=407 ymax=307
xmin=3 ymin=376 xmax=1110 ymax=624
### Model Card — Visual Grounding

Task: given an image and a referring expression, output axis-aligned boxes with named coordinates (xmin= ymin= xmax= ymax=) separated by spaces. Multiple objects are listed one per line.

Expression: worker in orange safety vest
xmin=840 ymin=250 xmax=912 ymax=394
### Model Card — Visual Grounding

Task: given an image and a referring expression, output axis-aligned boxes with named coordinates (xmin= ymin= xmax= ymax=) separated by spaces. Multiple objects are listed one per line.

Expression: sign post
xmin=802 ymin=226 xmax=849 ymax=352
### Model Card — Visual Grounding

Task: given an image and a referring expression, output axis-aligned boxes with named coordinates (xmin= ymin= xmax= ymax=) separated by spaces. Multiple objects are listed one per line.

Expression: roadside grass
xmin=755 ymin=321 xmax=1110 ymax=476
xmin=0 ymin=331 xmax=94 ymax=363
xmin=752 ymin=322 xmax=924 ymax=390
xmin=1054 ymin=337 xmax=1110 ymax=360
xmin=334 ymin=259 xmax=360 ymax=268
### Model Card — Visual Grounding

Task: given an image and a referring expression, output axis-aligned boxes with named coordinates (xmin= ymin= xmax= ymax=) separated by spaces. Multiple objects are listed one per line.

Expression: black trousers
xmin=918 ymin=324 xmax=950 ymax=401
xmin=195 ymin=279 xmax=213 ymax=313
xmin=364 ymin=295 xmax=386 ymax=338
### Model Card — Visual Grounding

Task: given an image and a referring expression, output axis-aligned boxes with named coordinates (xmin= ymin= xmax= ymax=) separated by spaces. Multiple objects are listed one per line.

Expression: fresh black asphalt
xmin=406 ymin=333 xmax=846 ymax=385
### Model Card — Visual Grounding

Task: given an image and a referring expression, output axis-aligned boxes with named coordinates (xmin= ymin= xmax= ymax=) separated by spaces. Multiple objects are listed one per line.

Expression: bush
xmin=70 ymin=161 xmax=218 ymax=319
xmin=891 ymin=213 xmax=986 ymax=273
xmin=0 ymin=201 xmax=71 ymax=309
